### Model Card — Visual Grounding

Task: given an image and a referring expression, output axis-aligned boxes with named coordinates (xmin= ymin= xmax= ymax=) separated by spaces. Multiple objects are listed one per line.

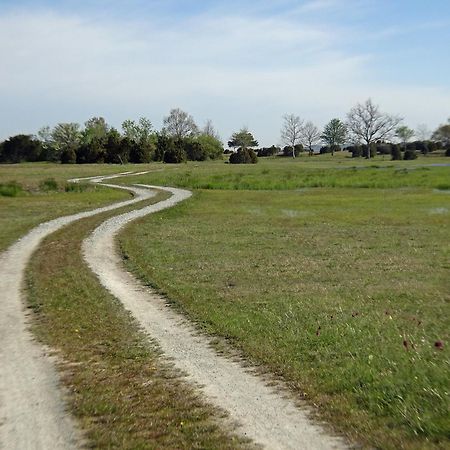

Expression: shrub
xmin=229 ymin=148 xmax=257 ymax=164
xmin=257 ymin=146 xmax=279 ymax=157
xmin=39 ymin=178 xmax=59 ymax=191
xmin=0 ymin=181 xmax=24 ymax=197
xmin=64 ymin=182 xmax=91 ymax=192
xmin=163 ymin=147 xmax=186 ymax=163
xmin=445 ymin=147 xmax=450 ymax=157
xmin=391 ymin=145 xmax=402 ymax=160
xmin=403 ymin=149 xmax=418 ymax=160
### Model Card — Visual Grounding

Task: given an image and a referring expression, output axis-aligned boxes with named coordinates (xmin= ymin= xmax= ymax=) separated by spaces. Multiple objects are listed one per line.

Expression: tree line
xmin=277 ymin=99 xmax=450 ymax=162
xmin=1 ymin=100 xmax=449 ymax=164
xmin=0 ymin=109 xmax=223 ymax=164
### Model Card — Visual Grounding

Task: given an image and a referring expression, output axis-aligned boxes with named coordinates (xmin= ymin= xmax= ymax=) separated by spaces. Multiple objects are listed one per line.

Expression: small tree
xmin=300 ymin=121 xmax=320 ymax=156
xmin=395 ymin=125 xmax=415 ymax=151
xmin=432 ymin=119 xmax=450 ymax=147
xmin=346 ymin=99 xmax=402 ymax=159
xmin=321 ymin=119 xmax=346 ymax=156
xmin=228 ymin=127 xmax=258 ymax=152
xmin=280 ymin=114 xmax=303 ymax=158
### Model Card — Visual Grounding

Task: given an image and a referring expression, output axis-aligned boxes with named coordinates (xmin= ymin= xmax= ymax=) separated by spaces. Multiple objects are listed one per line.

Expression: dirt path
xmin=0 ymin=173 xmax=153 ymax=450
xmin=83 ymin=182 xmax=349 ymax=450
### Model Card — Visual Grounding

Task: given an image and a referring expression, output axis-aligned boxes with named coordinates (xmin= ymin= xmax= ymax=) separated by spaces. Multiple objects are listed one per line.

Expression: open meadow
xmin=118 ymin=154 xmax=450 ymax=449
xmin=1 ymin=153 xmax=449 ymax=449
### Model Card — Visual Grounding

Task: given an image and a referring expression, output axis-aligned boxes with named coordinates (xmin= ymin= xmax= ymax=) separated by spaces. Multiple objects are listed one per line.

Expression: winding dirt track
xmin=0 ymin=173 xmax=348 ymax=449
xmin=0 ymin=173 xmax=154 ymax=450
xmin=83 ymin=182 xmax=348 ymax=450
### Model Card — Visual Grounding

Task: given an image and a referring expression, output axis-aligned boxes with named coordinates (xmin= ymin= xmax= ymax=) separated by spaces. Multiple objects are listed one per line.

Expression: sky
xmin=1 ymin=0 xmax=449 ymax=146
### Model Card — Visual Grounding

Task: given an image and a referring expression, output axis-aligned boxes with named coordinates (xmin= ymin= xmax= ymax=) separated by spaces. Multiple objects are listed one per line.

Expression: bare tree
xmin=346 ymin=99 xmax=402 ymax=159
xmin=163 ymin=108 xmax=198 ymax=139
xmin=416 ymin=123 xmax=431 ymax=141
xmin=202 ymin=119 xmax=221 ymax=140
xmin=300 ymin=121 xmax=321 ymax=156
xmin=281 ymin=114 xmax=303 ymax=158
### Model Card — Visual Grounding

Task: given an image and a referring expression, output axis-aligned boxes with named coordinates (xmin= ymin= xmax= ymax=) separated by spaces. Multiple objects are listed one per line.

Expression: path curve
xmin=0 ymin=172 xmax=153 ymax=450
xmin=83 ymin=182 xmax=349 ymax=450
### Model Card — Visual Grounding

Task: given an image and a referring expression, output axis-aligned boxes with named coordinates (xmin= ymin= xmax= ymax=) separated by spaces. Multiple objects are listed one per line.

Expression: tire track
xmin=0 ymin=172 xmax=153 ymax=450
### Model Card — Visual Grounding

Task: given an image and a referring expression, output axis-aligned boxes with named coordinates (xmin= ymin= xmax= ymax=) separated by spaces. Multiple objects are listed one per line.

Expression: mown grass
xmin=119 ymin=155 xmax=450 ymax=190
xmin=26 ymin=192 xmax=250 ymax=449
xmin=120 ymin=187 xmax=450 ymax=449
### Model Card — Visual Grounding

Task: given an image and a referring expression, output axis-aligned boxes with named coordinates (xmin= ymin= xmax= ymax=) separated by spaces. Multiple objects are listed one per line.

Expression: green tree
xmin=195 ymin=134 xmax=223 ymax=160
xmin=105 ymin=128 xmax=128 ymax=164
xmin=432 ymin=119 xmax=450 ymax=146
xmin=37 ymin=126 xmax=58 ymax=161
xmin=395 ymin=125 xmax=415 ymax=150
xmin=83 ymin=117 xmax=109 ymax=144
xmin=0 ymin=135 xmax=42 ymax=163
xmin=228 ymin=127 xmax=258 ymax=152
xmin=321 ymin=118 xmax=347 ymax=156
xmin=51 ymin=123 xmax=81 ymax=162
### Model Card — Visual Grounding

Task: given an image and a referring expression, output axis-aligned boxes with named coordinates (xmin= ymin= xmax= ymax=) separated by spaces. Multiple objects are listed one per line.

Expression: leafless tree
xmin=300 ymin=121 xmax=321 ymax=156
xmin=416 ymin=123 xmax=431 ymax=141
xmin=281 ymin=114 xmax=303 ymax=158
xmin=202 ymin=119 xmax=221 ymax=140
xmin=163 ymin=108 xmax=198 ymax=139
xmin=346 ymin=99 xmax=402 ymax=159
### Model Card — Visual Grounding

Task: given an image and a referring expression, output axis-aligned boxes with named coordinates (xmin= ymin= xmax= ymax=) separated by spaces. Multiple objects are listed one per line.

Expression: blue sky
xmin=1 ymin=0 xmax=449 ymax=145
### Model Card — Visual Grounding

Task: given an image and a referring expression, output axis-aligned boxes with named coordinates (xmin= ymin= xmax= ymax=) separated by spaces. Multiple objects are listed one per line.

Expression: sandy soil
xmin=83 ymin=182 xmax=349 ymax=450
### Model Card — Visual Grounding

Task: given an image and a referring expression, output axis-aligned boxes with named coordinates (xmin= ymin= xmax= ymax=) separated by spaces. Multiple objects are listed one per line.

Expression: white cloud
xmin=0 ymin=6 xmax=449 ymax=145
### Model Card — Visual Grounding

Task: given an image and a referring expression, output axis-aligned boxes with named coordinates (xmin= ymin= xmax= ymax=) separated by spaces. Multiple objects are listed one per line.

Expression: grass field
xmin=2 ymin=156 xmax=449 ymax=448
xmin=0 ymin=163 xmax=151 ymax=251
xmin=118 ymin=154 xmax=450 ymax=190
xmin=119 ymin=157 xmax=450 ymax=449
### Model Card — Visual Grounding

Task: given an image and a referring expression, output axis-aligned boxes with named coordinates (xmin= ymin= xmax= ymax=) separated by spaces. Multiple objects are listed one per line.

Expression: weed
xmin=0 ymin=181 xmax=24 ymax=197
xmin=39 ymin=178 xmax=59 ymax=191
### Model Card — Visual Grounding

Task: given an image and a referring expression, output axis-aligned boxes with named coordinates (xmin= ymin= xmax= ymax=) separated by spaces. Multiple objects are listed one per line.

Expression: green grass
xmin=26 ymin=192 xmax=249 ymax=449
xmin=0 ymin=162 xmax=160 ymax=251
xmin=120 ymin=186 xmax=450 ymax=449
xmin=116 ymin=156 xmax=450 ymax=190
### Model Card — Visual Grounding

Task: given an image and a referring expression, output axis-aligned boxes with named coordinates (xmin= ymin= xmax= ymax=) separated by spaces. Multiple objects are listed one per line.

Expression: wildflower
xmin=434 ymin=341 xmax=444 ymax=350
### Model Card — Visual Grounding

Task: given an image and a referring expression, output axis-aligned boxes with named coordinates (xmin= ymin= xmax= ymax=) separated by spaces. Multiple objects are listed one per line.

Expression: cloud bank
xmin=1 ymin=1 xmax=449 ymax=145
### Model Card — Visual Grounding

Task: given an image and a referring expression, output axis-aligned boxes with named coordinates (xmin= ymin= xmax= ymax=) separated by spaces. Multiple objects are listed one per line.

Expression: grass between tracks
xmin=119 ymin=164 xmax=450 ymax=449
xmin=26 ymin=191 xmax=249 ymax=449
xmin=0 ymin=163 xmax=149 ymax=251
